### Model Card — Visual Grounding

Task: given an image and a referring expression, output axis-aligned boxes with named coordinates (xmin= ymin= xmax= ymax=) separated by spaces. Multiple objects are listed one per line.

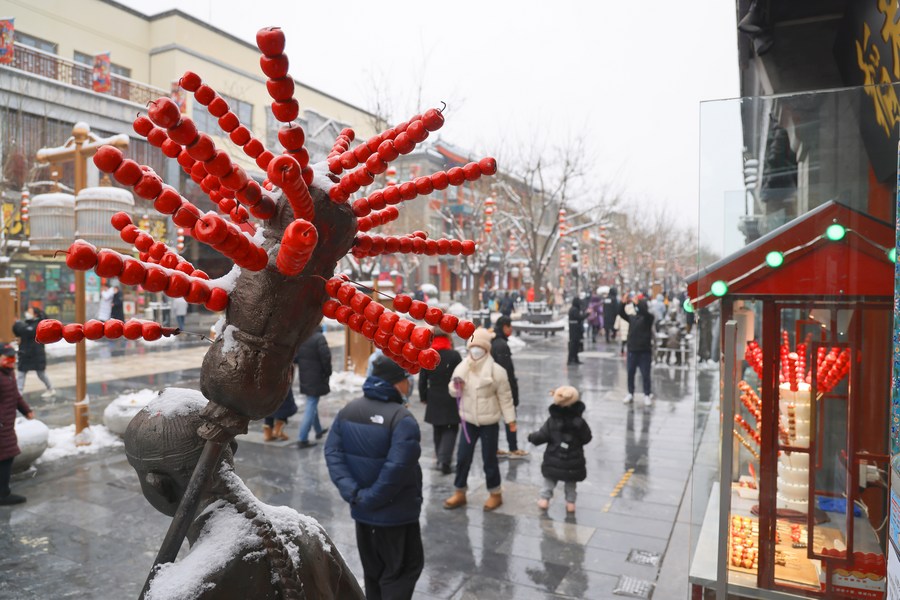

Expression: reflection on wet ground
xmin=1 ymin=331 xmax=715 ymax=599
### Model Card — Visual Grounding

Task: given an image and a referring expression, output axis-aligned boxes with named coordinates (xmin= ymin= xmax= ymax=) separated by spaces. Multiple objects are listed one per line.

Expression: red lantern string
xmin=352 ymin=234 xmax=476 ymax=258
xmin=110 ymin=211 xmax=206 ymax=278
xmin=356 ymin=206 xmax=400 ymax=233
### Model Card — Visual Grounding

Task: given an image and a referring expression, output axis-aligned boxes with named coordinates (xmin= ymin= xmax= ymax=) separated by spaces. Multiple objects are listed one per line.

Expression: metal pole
xmin=716 ymin=319 xmax=739 ymax=600
xmin=72 ymin=127 xmax=89 ymax=437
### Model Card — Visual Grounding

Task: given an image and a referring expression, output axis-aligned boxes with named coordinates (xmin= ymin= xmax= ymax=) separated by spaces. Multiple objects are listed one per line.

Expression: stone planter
xmin=103 ymin=389 xmax=159 ymax=436
xmin=12 ymin=418 xmax=49 ymax=472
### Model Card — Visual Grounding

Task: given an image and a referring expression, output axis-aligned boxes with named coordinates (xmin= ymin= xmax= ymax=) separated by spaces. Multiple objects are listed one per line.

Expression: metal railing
xmin=6 ymin=43 xmax=166 ymax=106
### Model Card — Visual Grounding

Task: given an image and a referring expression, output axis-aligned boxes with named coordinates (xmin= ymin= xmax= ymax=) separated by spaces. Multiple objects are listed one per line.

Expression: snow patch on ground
xmin=508 ymin=335 xmax=527 ymax=353
xmin=35 ymin=424 xmax=123 ymax=464
xmin=330 ymin=370 xmax=366 ymax=393
xmin=446 ymin=302 xmax=469 ymax=318
xmin=44 ymin=338 xmax=100 ymax=357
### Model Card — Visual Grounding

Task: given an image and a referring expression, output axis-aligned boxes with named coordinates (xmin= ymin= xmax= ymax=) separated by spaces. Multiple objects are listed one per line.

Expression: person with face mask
xmin=443 ymin=328 xmax=517 ymax=512
xmin=0 ymin=344 xmax=35 ymax=505
xmin=12 ymin=307 xmax=54 ymax=397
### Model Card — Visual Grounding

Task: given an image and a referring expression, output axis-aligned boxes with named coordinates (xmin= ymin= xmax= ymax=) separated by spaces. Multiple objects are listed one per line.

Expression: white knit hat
xmin=467 ymin=327 xmax=494 ymax=351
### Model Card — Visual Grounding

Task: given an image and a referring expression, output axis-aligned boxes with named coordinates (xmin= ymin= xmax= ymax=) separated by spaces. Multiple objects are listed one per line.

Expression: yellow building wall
xmin=0 ymin=0 xmax=378 ymax=148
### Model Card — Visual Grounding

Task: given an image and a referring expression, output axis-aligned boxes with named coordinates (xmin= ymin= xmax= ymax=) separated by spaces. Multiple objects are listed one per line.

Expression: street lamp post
xmin=34 ymin=123 xmax=129 ymax=440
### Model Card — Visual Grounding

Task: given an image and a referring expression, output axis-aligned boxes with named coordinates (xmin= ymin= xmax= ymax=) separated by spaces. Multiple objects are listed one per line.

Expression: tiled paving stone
xmin=0 ymin=329 xmax=715 ymax=599
xmin=613 ymin=574 xmax=656 ymax=598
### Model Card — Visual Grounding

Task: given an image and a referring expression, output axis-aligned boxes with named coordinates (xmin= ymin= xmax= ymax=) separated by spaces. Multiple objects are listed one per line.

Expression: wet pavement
xmin=0 ymin=329 xmax=718 ymax=599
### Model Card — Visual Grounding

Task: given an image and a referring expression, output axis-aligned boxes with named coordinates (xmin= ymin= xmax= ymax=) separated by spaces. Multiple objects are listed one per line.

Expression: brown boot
xmin=483 ymin=492 xmax=503 ymax=512
xmin=263 ymin=425 xmax=274 ymax=442
xmin=443 ymin=490 xmax=467 ymax=510
xmin=273 ymin=420 xmax=290 ymax=441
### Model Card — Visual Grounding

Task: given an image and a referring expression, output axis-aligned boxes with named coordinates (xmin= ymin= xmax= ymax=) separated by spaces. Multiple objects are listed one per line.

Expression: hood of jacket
xmin=362 ymin=376 xmax=404 ymax=404
xmin=549 ymin=400 xmax=586 ymax=418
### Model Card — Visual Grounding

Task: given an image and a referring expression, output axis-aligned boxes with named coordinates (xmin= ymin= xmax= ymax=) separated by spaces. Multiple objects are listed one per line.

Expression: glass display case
xmin=689 ymin=85 xmax=893 ymax=599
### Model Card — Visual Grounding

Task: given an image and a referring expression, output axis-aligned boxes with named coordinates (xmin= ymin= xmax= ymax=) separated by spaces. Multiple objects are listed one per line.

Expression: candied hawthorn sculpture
xmin=34 ymin=25 xmax=496 ymax=597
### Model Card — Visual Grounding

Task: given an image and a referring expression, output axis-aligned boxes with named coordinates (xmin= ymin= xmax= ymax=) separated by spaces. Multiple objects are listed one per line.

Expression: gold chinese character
xmin=879 ymin=0 xmax=900 ymax=78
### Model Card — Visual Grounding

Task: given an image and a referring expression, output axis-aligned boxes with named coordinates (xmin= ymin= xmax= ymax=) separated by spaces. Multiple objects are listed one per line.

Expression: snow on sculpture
xmin=31 ymin=25 xmax=493 ymax=597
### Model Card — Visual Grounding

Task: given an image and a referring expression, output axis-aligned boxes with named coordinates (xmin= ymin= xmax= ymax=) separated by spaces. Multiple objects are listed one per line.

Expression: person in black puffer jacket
xmin=419 ymin=328 xmax=462 ymax=474
xmin=618 ymin=297 xmax=655 ymax=406
xmin=12 ymin=307 xmax=54 ymax=397
xmin=528 ymin=385 xmax=592 ymax=514
xmin=294 ymin=326 xmax=332 ymax=447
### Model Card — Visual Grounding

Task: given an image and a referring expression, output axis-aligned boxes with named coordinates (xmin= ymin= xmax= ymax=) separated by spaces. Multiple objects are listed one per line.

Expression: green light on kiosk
xmin=710 ymin=280 xmax=728 ymax=297
xmin=765 ymin=251 xmax=784 ymax=268
xmin=683 ymin=298 xmax=694 ymax=313
xmin=825 ymin=223 xmax=846 ymax=241
xmin=889 ymin=248 xmax=897 ymax=263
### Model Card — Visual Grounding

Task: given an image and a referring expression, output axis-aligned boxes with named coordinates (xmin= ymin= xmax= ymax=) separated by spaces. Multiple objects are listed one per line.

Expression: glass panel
xmin=692 ymin=82 xmax=892 ymax=597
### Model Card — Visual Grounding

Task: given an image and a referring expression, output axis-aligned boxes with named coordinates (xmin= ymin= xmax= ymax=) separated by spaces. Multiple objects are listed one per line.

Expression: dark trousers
xmin=504 ymin=421 xmax=518 ymax=452
xmin=627 ymin=350 xmax=652 ymax=395
xmin=432 ymin=424 xmax=458 ymax=466
xmin=355 ymin=521 xmax=424 ymax=600
xmin=454 ymin=422 xmax=501 ymax=491
xmin=604 ymin=325 xmax=615 ymax=342
xmin=567 ymin=339 xmax=581 ymax=364
xmin=0 ymin=457 xmax=12 ymax=497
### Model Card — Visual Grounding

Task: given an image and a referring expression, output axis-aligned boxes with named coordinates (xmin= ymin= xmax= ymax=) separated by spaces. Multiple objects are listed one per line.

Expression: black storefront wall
xmin=834 ymin=0 xmax=900 ymax=182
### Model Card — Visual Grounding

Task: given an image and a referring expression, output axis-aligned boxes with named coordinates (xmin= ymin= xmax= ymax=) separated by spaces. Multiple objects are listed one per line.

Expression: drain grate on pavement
xmin=613 ymin=575 xmax=655 ymax=598
xmin=627 ymin=549 xmax=661 ymax=567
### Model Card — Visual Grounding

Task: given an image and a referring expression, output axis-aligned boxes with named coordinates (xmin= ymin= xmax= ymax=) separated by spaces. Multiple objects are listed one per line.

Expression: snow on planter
xmin=12 ymin=417 xmax=49 ymax=472
xmin=103 ymin=389 xmax=161 ymax=436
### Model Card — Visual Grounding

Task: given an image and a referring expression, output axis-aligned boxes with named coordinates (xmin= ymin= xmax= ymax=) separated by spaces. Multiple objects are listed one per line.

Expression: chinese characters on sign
xmin=92 ymin=52 xmax=111 ymax=93
xmin=857 ymin=22 xmax=900 ymax=137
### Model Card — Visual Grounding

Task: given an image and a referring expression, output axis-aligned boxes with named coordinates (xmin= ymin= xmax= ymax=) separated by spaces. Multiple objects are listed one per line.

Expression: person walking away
xmin=0 ymin=344 xmax=34 ymax=505
xmin=586 ymin=293 xmax=603 ymax=344
xmin=614 ymin=294 xmax=634 ymax=356
xmin=567 ymin=298 xmax=586 ymax=365
xmin=171 ymin=296 xmax=188 ymax=331
xmin=418 ymin=328 xmax=462 ymax=474
xmin=12 ymin=308 xmax=54 ymax=397
xmin=110 ymin=285 xmax=125 ymax=322
xmin=325 ymin=357 xmax=423 ymax=600
xmin=97 ymin=282 xmax=115 ymax=321
xmin=528 ymin=385 xmax=592 ymax=513
xmin=491 ymin=316 xmax=527 ymax=458
xmin=603 ymin=287 xmax=619 ymax=343
xmin=443 ymin=328 xmax=516 ymax=511
xmin=620 ymin=297 xmax=655 ymax=406
xmin=295 ymin=326 xmax=332 ymax=448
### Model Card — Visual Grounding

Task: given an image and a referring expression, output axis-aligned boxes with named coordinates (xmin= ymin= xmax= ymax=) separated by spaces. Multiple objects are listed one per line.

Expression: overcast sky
xmin=120 ymin=0 xmax=743 ymax=228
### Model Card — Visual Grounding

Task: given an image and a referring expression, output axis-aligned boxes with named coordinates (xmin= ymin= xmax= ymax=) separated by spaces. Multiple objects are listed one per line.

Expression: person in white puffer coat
xmin=442 ymin=328 xmax=516 ymax=512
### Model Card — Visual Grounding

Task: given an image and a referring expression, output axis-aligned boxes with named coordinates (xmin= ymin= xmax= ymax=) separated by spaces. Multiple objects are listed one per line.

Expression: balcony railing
xmin=5 ymin=43 xmax=166 ymax=106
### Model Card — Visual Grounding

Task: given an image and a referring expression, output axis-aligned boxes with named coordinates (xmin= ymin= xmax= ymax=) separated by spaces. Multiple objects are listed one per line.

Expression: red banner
xmin=92 ymin=52 xmax=111 ymax=93
xmin=0 ymin=18 xmax=14 ymax=65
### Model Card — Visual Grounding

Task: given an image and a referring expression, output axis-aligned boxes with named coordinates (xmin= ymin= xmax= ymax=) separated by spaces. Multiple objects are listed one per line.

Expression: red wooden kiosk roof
xmin=686 ymin=201 xmax=894 ymax=309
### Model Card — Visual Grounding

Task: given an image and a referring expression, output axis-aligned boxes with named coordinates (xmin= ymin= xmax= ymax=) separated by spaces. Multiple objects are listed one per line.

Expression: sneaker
xmin=537 ymin=498 xmax=549 ymax=510
xmin=497 ymin=449 xmax=510 ymax=458
xmin=41 ymin=389 xmax=56 ymax=398
xmin=508 ymin=449 xmax=529 ymax=459
xmin=315 ymin=427 xmax=329 ymax=440
xmin=296 ymin=440 xmax=317 ymax=449
xmin=0 ymin=493 xmax=26 ymax=505
xmin=622 ymin=394 xmax=633 ymax=404
xmin=643 ymin=394 xmax=653 ymax=407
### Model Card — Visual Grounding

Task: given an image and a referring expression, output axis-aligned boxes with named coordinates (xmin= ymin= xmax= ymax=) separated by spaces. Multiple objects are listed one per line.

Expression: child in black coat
xmin=528 ymin=385 xmax=592 ymax=513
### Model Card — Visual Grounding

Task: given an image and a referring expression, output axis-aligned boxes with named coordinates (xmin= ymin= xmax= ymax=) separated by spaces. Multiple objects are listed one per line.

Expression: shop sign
xmin=2 ymin=202 xmax=28 ymax=238
xmin=836 ymin=1 xmax=900 ymax=181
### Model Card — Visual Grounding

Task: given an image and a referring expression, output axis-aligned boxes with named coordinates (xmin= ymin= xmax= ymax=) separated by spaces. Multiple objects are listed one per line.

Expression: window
xmin=194 ymin=93 xmax=253 ymax=137
xmin=73 ymin=51 xmax=131 ymax=78
xmin=14 ymin=31 xmax=57 ymax=54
